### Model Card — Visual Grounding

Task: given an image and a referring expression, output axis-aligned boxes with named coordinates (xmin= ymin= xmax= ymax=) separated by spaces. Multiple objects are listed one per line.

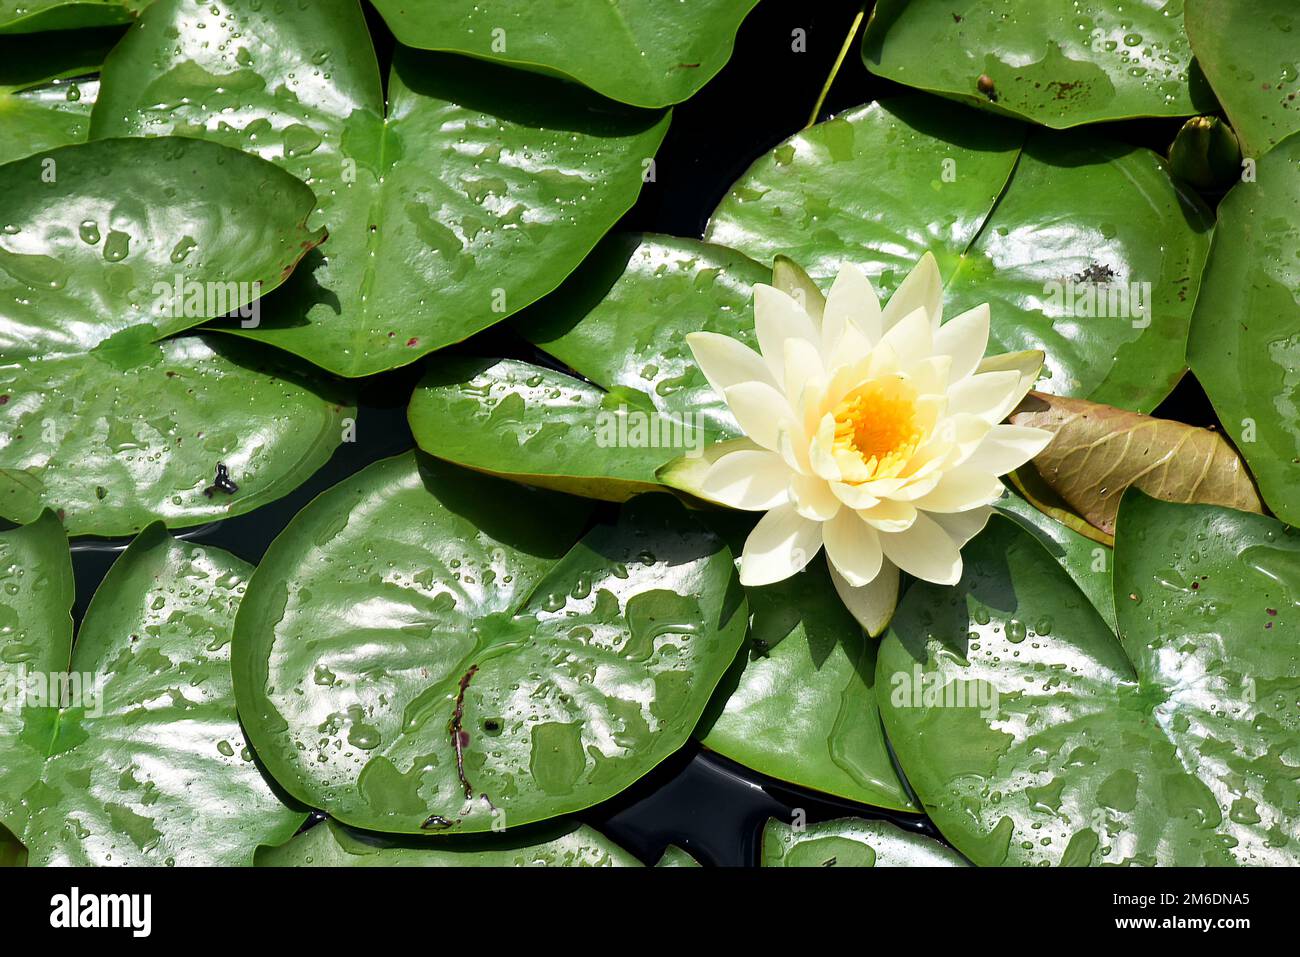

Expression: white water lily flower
xmin=680 ymin=253 xmax=1052 ymax=635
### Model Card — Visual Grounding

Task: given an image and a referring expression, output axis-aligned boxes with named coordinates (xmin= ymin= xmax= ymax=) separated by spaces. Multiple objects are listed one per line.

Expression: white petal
xmin=976 ymin=349 xmax=1044 ymax=405
xmin=777 ymin=424 xmax=812 ymax=476
xmin=790 ymin=472 xmax=840 ymax=521
xmin=686 ymin=332 xmax=777 ymax=396
xmin=830 ymin=481 xmax=880 ymax=510
xmin=783 ymin=337 xmax=824 ymax=404
xmin=823 ymin=509 xmax=883 ymax=587
xmin=809 ymin=414 xmax=841 ymax=481
xmin=772 ymin=256 xmax=825 ymax=323
xmin=887 ymin=473 xmax=941 ymax=501
xmin=830 ymin=558 xmax=900 ymax=637
xmin=945 ymin=369 xmax=1022 ymax=423
xmin=877 ymin=305 xmax=933 ymax=367
xmin=754 ymin=284 xmax=821 ymax=384
xmin=860 ymin=498 xmax=918 ymax=532
xmin=739 ymin=505 xmax=823 ymax=586
xmin=962 ymin=424 xmax=1053 ymax=476
xmin=880 ymin=251 xmax=942 ymax=332
xmin=878 ymin=511 xmax=963 ymax=585
xmin=723 ymin=381 xmax=792 ymax=450
xmin=701 ymin=449 xmax=792 ymax=511
xmin=823 ymin=263 xmax=882 ymax=351
xmin=910 ymin=466 xmax=1005 ymax=512
xmin=934 ymin=303 xmax=990 ymax=381
xmin=930 ymin=506 xmax=994 ymax=548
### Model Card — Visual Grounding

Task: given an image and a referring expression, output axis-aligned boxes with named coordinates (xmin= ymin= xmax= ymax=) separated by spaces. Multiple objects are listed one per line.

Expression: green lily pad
xmin=0 ymin=513 xmax=306 ymax=865
xmin=233 ymin=452 xmax=747 ymax=835
xmin=93 ymin=0 xmax=670 ymax=376
xmin=515 ymin=233 xmax=769 ymax=440
xmin=863 ymin=0 xmax=1213 ymax=128
xmin=944 ymin=133 xmax=1212 ymax=411
xmin=257 ymin=818 xmax=641 ymax=867
xmin=1185 ymin=0 xmax=1300 ymax=158
xmin=0 ymin=0 xmax=144 ymax=33
xmin=408 ymin=357 xmax=694 ymax=502
xmin=706 ymin=96 xmax=1023 ymax=294
xmin=708 ymin=98 xmax=1211 ymax=412
xmin=1187 ymin=134 xmax=1300 ymax=526
xmin=996 ymin=490 xmax=1116 ymax=631
xmin=0 ymin=137 xmax=350 ymax=536
xmin=0 ymin=26 xmax=115 ymax=165
xmin=654 ymin=844 xmax=700 ymax=867
xmin=877 ymin=501 xmax=1300 ymax=866
xmin=0 ymin=78 xmax=96 ymax=166
xmin=697 ymin=516 xmax=913 ymax=811
xmin=370 ymin=0 xmax=760 ymax=108
xmin=761 ymin=817 xmax=968 ymax=867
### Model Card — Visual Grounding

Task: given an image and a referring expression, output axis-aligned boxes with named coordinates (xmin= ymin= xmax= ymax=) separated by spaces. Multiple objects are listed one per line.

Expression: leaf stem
xmin=805 ymin=3 xmax=867 ymax=129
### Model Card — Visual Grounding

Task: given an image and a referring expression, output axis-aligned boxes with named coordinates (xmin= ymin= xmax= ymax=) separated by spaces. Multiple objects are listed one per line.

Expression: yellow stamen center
xmin=832 ymin=377 xmax=923 ymax=481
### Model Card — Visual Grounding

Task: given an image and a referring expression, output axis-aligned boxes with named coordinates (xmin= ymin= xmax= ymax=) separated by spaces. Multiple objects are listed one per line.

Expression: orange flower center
xmin=832 ymin=377 xmax=923 ymax=481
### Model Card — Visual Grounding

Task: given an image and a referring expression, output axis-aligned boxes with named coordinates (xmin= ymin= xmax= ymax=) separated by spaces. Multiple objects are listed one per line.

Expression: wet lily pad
xmin=0 ymin=0 xmax=144 ymax=33
xmin=863 ymin=0 xmax=1214 ymax=128
xmin=93 ymin=0 xmax=669 ymax=376
xmin=370 ymin=0 xmax=761 ymax=108
xmin=654 ymin=844 xmax=700 ymax=867
xmin=0 ymin=513 xmax=306 ymax=865
xmin=708 ymin=98 xmax=1211 ymax=412
xmin=761 ymin=817 xmax=967 ymax=866
xmin=1187 ymin=133 xmax=1300 ymax=526
xmin=706 ymin=96 xmax=1023 ymax=294
xmin=698 ymin=515 xmax=913 ymax=811
xmin=408 ymin=357 xmax=692 ymax=502
xmin=257 ymin=818 xmax=641 ymax=867
xmin=0 ymin=78 xmax=97 ymax=166
xmin=1185 ymin=0 xmax=1300 ymax=158
xmin=0 ymin=137 xmax=350 ymax=535
xmin=514 ymin=233 xmax=769 ymax=440
xmin=996 ymin=490 xmax=1116 ymax=631
xmin=233 ymin=452 xmax=747 ymax=834
xmin=878 ymin=500 xmax=1300 ymax=866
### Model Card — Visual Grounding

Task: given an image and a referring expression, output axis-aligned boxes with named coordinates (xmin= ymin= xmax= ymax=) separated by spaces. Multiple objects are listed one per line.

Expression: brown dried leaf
xmin=1009 ymin=391 xmax=1263 ymax=536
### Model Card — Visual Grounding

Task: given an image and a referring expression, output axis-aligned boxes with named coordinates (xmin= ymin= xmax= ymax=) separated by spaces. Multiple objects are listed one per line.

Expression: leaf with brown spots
xmin=1010 ymin=391 xmax=1263 ymax=539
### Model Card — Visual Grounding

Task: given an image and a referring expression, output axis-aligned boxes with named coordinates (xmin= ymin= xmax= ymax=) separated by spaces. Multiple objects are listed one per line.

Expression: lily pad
xmin=708 ymin=99 xmax=1212 ymax=411
xmin=370 ymin=0 xmax=760 ymax=108
xmin=654 ymin=844 xmax=700 ymax=867
xmin=0 ymin=78 xmax=97 ymax=166
xmin=1185 ymin=0 xmax=1300 ymax=158
xmin=877 ymin=503 xmax=1300 ymax=866
xmin=706 ymin=96 xmax=1023 ymax=293
xmin=408 ymin=357 xmax=694 ymax=502
xmin=0 ymin=0 xmax=144 ymax=33
xmin=0 ymin=137 xmax=351 ymax=536
xmin=996 ymin=490 xmax=1116 ymax=632
xmin=1187 ymin=133 xmax=1300 ymax=526
xmin=515 ymin=233 xmax=769 ymax=440
xmin=863 ymin=0 xmax=1213 ymax=128
xmin=257 ymin=818 xmax=641 ymax=867
xmin=698 ymin=515 xmax=913 ymax=811
xmin=761 ymin=817 xmax=968 ymax=867
xmin=944 ymin=134 xmax=1211 ymax=412
xmin=92 ymin=0 xmax=670 ymax=376
xmin=233 ymin=452 xmax=747 ymax=834
xmin=0 ymin=513 xmax=306 ymax=865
